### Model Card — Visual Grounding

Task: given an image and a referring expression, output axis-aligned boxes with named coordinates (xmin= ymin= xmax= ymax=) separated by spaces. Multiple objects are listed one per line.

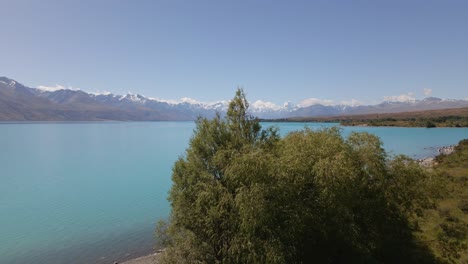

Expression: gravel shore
xmin=417 ymin=145 xmax=456 ymax=167
xmin=121 ymin=251 xmax=161 ymax=264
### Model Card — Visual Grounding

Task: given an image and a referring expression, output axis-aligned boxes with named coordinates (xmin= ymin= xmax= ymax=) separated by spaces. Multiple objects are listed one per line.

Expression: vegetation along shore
xmin=120 ymin=137 xmax=467 ymax=264
xmin=265 ymin=107 xmax=468 ymax=128
xmin=140 ymin=90 xmax=466 ymax=264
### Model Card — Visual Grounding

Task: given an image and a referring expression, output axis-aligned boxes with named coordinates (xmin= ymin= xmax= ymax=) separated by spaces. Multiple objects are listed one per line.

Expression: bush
xmin=426 ymin=121 xmax=436 ymax=128
xmin=160 ymin=89 xmax=438 ymax=263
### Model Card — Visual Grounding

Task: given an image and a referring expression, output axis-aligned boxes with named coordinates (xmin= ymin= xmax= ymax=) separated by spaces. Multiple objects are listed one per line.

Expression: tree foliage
xmin=159 ymin=89 xmax=439 ymax=263
xmin=417 ymin=139 xmax=468 ymax=263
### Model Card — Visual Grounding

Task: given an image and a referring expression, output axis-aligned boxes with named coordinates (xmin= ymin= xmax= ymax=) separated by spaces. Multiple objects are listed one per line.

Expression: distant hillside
xmin=0 ymin=77 xmax=212 ymax=121
xmin=1 ymin=76 xmax=468 ymax=121
xmin=271 ymin=107 xmax=468 ymax=127
xmin=288 ymin=98 xmax=468 ymax=118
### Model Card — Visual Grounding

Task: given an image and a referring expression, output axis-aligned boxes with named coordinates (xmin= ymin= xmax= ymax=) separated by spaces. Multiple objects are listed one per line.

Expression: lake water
xmin=0 ymin=122 xmax=467 ymax=264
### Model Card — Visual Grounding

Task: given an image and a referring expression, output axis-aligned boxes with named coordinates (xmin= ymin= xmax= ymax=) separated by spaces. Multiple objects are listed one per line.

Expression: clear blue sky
xmin=1 ymin=0 xmax=467 ymax=105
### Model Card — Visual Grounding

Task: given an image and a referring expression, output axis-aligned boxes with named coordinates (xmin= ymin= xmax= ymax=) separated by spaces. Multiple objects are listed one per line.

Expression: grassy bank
xmin=418 ymin=139 xmax=468 ymax=263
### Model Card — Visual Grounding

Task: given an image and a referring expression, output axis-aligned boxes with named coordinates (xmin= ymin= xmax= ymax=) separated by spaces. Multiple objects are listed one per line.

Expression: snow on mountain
xmin=119 ymin=93 xmax=148 ymax=104
xmin=383 ymin=93 xmax=416 ymax=103
xmin=89 ymin=91 xmax=113 ymax=96
xmin=298 ymin=98 xmax=335 ymax=107
xmin=0 ymin=78 xmax=19 ymax=88
xmin=37 ymin=84 xmax=79 ymax=92
xmin=180 ymin=97 xmax=201 ymax=105
xmin=31 ymin=83 xmax=468 ymax=118
xmin=251 ymin=100 xmax=282 ymax=111
xmin=27 ymin=81 xmax=330 ymax=115
xmin=205 ymin=100 xmax=230 ymax=111
xmin=2 ymin=76 xmax=467 ymax=121
xmin=146 ymin=96 xmax=228 ymax=111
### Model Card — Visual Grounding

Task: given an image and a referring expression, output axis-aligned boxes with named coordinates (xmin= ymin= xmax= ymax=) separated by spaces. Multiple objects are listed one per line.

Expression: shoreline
xmin=417 ymin=145 xmax=455 ymax=167
xmin=121 ymin=250 xmax=164 ymax=264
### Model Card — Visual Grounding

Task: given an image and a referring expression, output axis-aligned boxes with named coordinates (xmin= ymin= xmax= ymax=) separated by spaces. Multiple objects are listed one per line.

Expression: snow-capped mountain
xmin=1 ymin=76 xmax=467 ymax=121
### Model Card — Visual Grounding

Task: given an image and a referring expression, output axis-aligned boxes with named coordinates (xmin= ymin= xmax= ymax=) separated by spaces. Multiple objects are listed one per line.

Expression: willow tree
xmin=159 ymin=89 xmax=437 ymax=263
xmin=161 ymin=89 xmax=280 ymax=263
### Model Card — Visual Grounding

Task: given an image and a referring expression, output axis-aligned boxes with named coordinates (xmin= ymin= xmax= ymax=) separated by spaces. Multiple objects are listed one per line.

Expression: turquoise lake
xmin=0 ymin=122 xmax=467 ymax=264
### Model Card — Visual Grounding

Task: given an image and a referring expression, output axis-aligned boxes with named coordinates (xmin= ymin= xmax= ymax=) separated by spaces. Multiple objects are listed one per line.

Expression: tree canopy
xmin=158 ymin=89 xmax=441 ymax=263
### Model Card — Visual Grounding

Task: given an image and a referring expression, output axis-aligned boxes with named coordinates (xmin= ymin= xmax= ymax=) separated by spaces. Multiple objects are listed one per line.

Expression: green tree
xmin=162 ymin=89 xmax=280 ymax=263
xmin=426 ymin=121 xmax=436 ymax=128
xmin=160 ymin=89 xmax=438 ymax=263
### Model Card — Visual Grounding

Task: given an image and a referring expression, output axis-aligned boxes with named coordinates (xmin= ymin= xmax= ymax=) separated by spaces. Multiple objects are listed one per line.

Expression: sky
xmin=1 ymin=0 xmax=467 ymax=106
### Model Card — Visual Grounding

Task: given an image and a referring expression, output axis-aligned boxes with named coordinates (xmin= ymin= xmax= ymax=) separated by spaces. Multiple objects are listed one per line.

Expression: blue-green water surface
xmin=0 ymin=122 xmax=466 ymax=263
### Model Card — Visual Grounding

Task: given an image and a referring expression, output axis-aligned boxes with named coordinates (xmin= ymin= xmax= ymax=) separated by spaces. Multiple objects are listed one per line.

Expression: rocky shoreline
xmin=117 ymin=249 xmax=164 ymax=264
xmin=417 ymin=145 xmax=456 ymax=167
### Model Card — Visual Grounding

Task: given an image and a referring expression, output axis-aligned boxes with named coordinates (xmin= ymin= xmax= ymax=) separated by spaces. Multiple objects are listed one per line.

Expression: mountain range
xmin=1 ymin=76 xmax=467 ymax=121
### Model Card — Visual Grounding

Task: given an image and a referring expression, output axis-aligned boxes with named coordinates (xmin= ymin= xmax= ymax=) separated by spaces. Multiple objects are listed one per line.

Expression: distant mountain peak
xmin=179 ymin=97 xmax=201 ymax=105
xmin=0 ymin=77 xmax=17 ymax=88
xmin=0 ymin=76 xmax=13 ymax=83
xmin=1 ymin=76 xmax=468 ymax=121
xmin=89 ymin=91 xmax=113 ymax=96
xmin=36 ymin=84 xmax=79 ymax=92
xmin=119 ymin=93 xmax=148 ymax=103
